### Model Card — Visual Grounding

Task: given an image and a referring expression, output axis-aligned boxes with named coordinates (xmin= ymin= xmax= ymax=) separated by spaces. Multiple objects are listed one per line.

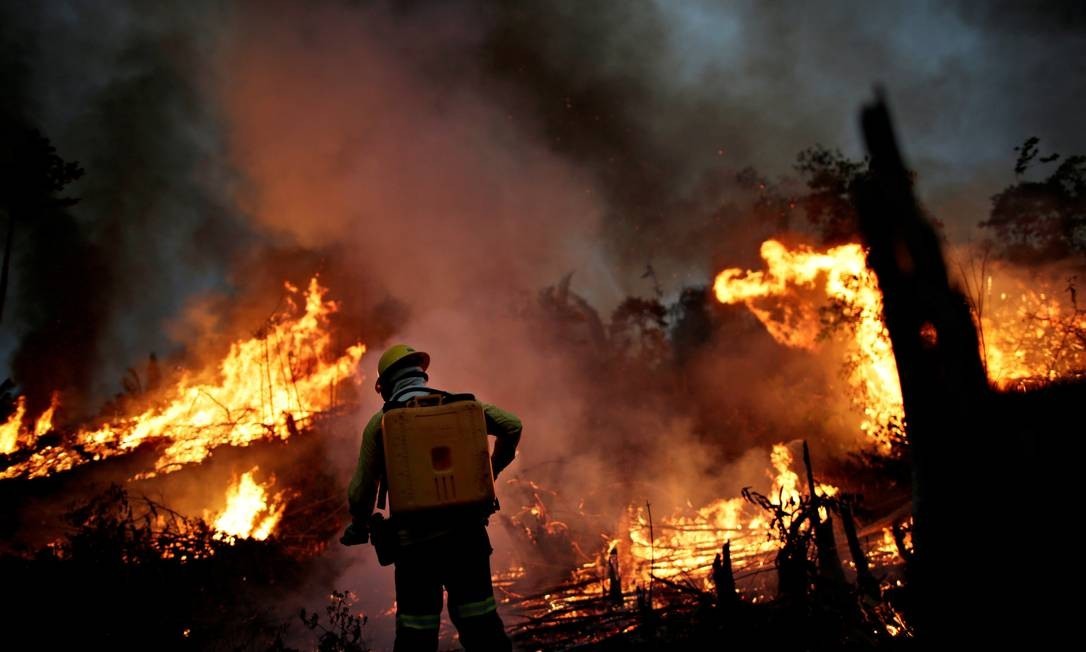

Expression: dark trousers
xmin=392 ymin=525 xmax=511 ymax=652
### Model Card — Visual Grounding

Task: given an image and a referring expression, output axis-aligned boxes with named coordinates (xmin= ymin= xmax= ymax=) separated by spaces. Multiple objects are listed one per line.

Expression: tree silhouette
xmin=981 ymin=137 xmax=1086 ymax=263
xmin=0 ymin=127 xmax=84 ymax=321
xmin=794 ymin=146 xmax=869 ymax=245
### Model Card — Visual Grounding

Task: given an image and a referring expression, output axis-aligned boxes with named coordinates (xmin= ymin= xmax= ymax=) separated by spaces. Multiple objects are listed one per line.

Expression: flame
xmin=1 ymin=277 xmax=365 ymax=480
xmin=979 ymin=284 xmax=1086 ymax=389
xmin=1 ymin=392 xmax=61 ymax=455
xmin=871 ymin=528 xmax=900 ymax=562
xmin=713 ymin=239 xmax=903 ymax=451
xmin=0 ymin=396 xmax=27 ymax=455
xmin=507 ymin=242 xmax=1084 ymax=626
xmin=505 ymin=242 xmax=1083 ymax=623
xmin=714 ymin=240 xmax=1086 ymax=421
xmin=33 ymin=393 xmax=60 ymax=438
xmin=212 ymin=467 xmax=285 ymax=541
xmin=621 ymin=443 xmax=831 ymax=590
xmin=769 ymin=443 xmax=801 ymax=505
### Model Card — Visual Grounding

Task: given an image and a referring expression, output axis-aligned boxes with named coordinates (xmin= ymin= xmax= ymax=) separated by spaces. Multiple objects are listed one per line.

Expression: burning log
xmin=504 ymin=578 xmax=706 ymax=650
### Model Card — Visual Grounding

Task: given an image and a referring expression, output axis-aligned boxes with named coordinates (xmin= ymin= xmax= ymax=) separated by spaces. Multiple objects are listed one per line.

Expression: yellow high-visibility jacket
xmin=348 ymin=398 xmax=522 ymax=523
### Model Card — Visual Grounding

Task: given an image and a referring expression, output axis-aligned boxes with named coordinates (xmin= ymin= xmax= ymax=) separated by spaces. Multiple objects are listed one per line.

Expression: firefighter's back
xmin=381 ymin=391 xmax=511 ymax=652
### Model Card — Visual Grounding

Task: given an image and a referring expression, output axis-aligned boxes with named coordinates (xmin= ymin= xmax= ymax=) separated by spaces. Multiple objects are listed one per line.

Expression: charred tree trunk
xmin=854 ymin=96 xmax=1008 ymax=646
xmin=776 ymin=545 xmax=809 ymax=603
xmin=712 ymin=541 xmax=738 ymax=609
xmin=636 ymin=584 xmax=656 ymax=641
xmin=803 ymin=441 xmax=845 ymax=584
xmin=839 ymin=500 xmax=878 ymax=600
xmin=607 ymin=545 xmax=623 ymax=604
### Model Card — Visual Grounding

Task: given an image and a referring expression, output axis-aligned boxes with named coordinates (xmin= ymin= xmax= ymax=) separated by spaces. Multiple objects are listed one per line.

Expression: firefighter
xmin=342 ymin=344 xmax=522 ymax=652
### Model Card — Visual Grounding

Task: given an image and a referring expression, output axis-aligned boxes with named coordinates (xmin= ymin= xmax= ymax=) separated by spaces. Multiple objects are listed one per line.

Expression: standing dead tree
xmin=803 ymin=440 xmax=845 ymax=585
xmin=711 ymin=541 xmax=738 ymax=610
xmin=853 ymin=94 xmax=1086 ymax=647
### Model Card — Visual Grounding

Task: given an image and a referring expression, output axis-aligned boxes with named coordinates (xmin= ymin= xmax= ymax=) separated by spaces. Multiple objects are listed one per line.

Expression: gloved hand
xmin=340 ymin=520 xmax=369 ymax=546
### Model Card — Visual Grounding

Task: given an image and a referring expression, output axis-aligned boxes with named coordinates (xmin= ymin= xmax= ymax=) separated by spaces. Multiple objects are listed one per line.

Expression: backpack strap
xmin=382 ymin=388 xmax=476 ymax=411
xmin=377 ymin=477 xmax=388 ymax=510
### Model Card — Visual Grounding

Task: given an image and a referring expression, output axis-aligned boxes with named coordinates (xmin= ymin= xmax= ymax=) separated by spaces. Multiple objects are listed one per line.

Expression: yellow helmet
xmin=374 ymin=344 xmax=430 ymax=393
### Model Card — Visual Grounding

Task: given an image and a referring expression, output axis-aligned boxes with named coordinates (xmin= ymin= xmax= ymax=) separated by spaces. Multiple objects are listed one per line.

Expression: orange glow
xmin=212 ymin=467 xmax=286 ymax=541
xmin=979 ymin=284 xmax=1086 ymax=389
xmin=0 ymin=396 xmax=27 ymax=455
xmin=621 ymin=444 xmax=833 ymax=591
xmin=33 ymin=393 xmax=60 ymax=439
xmin=713 ymin=240 xmax=1086 ymax=433
xmin=1 ymin=278 xmax=364 ymax=480
xmin=1 ymin=392 xmax=61 ymax=455
xmin=714 ymin=239 xmax=903 ymax=451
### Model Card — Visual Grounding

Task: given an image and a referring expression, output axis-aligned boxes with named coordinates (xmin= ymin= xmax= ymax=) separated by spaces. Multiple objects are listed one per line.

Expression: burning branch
xmin=0 ymin=277 xmax=365 ymax=481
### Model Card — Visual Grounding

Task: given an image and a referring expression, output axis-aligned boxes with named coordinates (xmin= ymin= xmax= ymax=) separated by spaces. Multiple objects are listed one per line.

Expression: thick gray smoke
xmin=477 ymin=0 xmax=1086 ymax=261
xmin=0 ymin=1 xmax=256 ymax=412
xmin=3 ymin=0 xmax=1084 ymax=400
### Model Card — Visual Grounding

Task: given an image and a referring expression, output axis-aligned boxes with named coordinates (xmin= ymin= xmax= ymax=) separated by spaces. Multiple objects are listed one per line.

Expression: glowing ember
xmin=212 ymin=467 xmax=285 ymax=541
xmin=1 ymin=277 xmax=365 ymax=480
xmin=872 ymin=528 xmax=900 ymax=561
xmin=979 ymin=284 xmax=1086 ymax=389
xmin=713 ymin=239 xmax=904 ymax=451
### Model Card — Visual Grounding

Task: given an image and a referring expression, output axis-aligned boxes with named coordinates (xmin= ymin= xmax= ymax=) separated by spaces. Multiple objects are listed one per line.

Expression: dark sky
xmin=2 ymin=0 xmax=1084 ymax=399
xmin=475 ymin=0 xmax=1086 ymax=244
